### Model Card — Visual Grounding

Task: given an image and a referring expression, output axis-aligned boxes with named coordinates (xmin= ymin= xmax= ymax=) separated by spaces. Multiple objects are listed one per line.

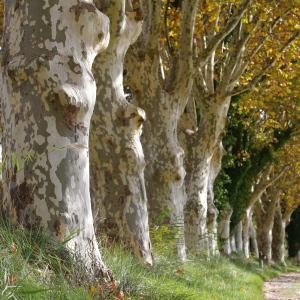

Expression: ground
xmin=264 ymin=273 xmax=300 ymax=300
xmin=0 ymin=223 xmax=299 ymax=300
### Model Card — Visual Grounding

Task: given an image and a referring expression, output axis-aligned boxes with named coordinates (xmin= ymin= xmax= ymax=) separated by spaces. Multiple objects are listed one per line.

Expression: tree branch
xmin=245 ymin=9 xmax=292 ymax=66
xmin=165 ymin=0 xmax=199 ymax=97
xmin=164 ymin=0 xmax=173 ymax=56
xmin=228 ymin=14 xmax=262 ymax=84
xmin=249 ymin=165 xmax=289 ymax=207
xmin=229 ymin=30 xmax=300 ymax=97
xmin=142 ymin=0 xmax=162 ymax=50
xmin=198 ymin=0 xmax=252 ymax=67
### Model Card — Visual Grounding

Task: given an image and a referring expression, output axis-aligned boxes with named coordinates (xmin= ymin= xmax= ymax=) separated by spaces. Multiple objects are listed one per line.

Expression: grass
xmin=0 ymin=223 xmax=92 ymax=300
xmin=0 ymin=222 xmax=298 ymax=300
xmin=103 ymin=245 xmax=298 ymax=300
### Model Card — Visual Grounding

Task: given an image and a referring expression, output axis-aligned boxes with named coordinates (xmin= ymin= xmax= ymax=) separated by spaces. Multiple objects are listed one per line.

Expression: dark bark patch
xmin=137 ymin=50 xmax=145 ymax=61
xmin=10 ymin=181 xmax=34 ymax=219
xmin=54 ymin=219 xmax=62 ymax=237
xmin=14 ymin=0 xmax=20 ymax=12
xmin=70 ymin=3 xmax=96 ymax=22
xmin=175 ymin=174 xmax=182 ymax=181
xmin=68 ymin=56 xmax=82 ymax=74
xmin=15 ymin=112 xmax=21 ymax=125
xmin=82 ymin=50 xmax=87 ymax=59
xmin=98 ymin=32 xmax=103 ymax=41
xmin=119 ymin=196 xmax=125 ymax=206
xmin=64 ymin=104 xmax=80 ymax=128
xmin=104 ymin=171 xmax=113 ymax=183
xmin=107 ymin=138 xmax=115 ymax=147
xmin=124 ymin=185 xmax=131 ymax=197
xmin=133 ymin=8 xmax=143 ymax=21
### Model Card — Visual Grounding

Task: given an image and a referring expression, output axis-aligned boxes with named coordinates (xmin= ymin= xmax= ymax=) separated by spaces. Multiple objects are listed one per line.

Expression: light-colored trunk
xmin=249 ymin=218 xmax=259 ymax=258
xmin=90 ymin=3 xmax=152 ymax=265
xmin=126 ymin=53 xmax=190 ymax=261
xmin=255 ymin=193 xmax=278 ymax=265
xmin=242 ymin=207 xmax=252 ymax=258
xmin=272 ymin=207 xmax=286 ymax=264
xmin=207 ymin=197 xmax=219 ymax=256
xmin=144 ymin=92 xmax=188 ymax=260
xmin=241 ymin=166 xmax=288 ymax=258
xmin=185 ymin=155 xmax=210 ymax=256
xmin=1 ymin=0 xmax=111 ymax=277
xmin=230 ymin=234 xmax=237 ymax=253
xmin=125 ymin=0 xmax=199 ymax=260
xmin=184 ymin=99 xmax=230 ymax=256
xmin=207 ymin=144 xmax=223 ymax=256
xmin=242 ymin=179 xmax=270 ymax=259
xmin=218 ymin=207 xmax=233 ymax=255
xmin=235 ymin=221 xmax=243 ymax=253
xmin=272 ymin=205 xmax=291 ymax=265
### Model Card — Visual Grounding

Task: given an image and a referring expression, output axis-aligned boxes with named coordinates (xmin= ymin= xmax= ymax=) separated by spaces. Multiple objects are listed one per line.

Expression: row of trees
xmin=0 ymin=0 xmax=299 ymax=283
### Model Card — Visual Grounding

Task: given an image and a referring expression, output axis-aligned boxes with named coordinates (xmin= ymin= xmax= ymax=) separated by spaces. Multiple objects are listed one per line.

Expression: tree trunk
xmin=272 ymin=204 xmax=291 ymax=265
xmin=184 ymin=154 xmax=210 ymax=256
xmin=241 ymin=170 xmax=282 ymax=258
xmin=142 ymin=91 xmax=188 ymax=260
xmin=249 ymin=218 xmax=259 ymax=258
xmin=1 ymin=0 xmax=112 ymax=277
xmin=242 ymin=207 xmax=252 ymax=258
xmin=184 ymin=99 xmax=230 ymax=256
xmin=207 ymin=195 xmax=219 ymax=256
xmin=234 ymin=221 xmax=243 ymax=253
xmin=126 ymin=49 xmax=190 ymax=261
xmin=125 ymin=0 xmax=199 ymax=260
xmin=207 ymin=144 xmax=223 ymax=256
xmin=230 ymin=234 xmax=237 ymax=253
xmin=90 ymin=2 xmax=152 ymax=265
xmin=255 ymin=192 xmax=278 ymax=265
xmin=218 ymin=207 xmax=233 ymax=255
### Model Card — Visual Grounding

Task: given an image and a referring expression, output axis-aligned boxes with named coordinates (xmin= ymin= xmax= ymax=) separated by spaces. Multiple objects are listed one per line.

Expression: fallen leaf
xmin=175 ymin=268 xmax=185 ymax=275
xmin=11 ymin=242 xmax=17 ymax=253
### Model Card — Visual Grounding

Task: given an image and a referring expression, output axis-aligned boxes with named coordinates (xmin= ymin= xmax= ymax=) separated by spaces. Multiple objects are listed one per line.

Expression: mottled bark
xmin=90 ymin=1 xmax=152 ymax=265
xmin=182 ymin=0 xmax=251 ymax=257
xmin=255 ymin=191 xmax=278 ymax=265
xmin=218 ymin=207 xmax=233 ymax=255
xmin=184 ymin=99 xmax=230 ymax=255
xmin=234 ymin=221 xmax=243 ymax=253
xmin=127 ymin=63 xmax=188 ymax=259
xmin=1 ymin=0 xmax=111 ymax=277
xmin=126 ymin=0 xmax=199 ymax=260
xmin=207 ymin=144 xmax=223 ymax=256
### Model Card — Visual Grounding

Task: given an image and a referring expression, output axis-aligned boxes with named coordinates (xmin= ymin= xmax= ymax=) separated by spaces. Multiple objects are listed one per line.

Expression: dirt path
xmin=264 ymin=273 xmax=300 ymax=300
